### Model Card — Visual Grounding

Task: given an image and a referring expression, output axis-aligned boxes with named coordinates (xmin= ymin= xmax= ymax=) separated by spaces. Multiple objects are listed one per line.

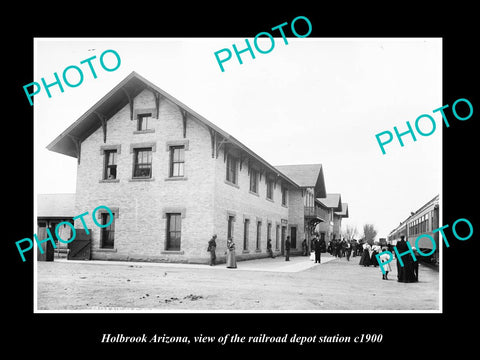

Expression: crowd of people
xmin=207 ymin=234 xmax=420 ymax=283
xmin=313 ymin=236 xmax=420 ymax=283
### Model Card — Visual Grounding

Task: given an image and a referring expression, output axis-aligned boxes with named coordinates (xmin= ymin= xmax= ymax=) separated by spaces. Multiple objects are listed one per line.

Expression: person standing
xmin=340 ymin=238 xmax=347 ymax=258
xmin=371 ymin=241 xmax=381 ymax=267
xmin=359 ymin=242 xmax=371 ymax=266
xmin=226 ymin=237 xmax=237 ymax=268
xmin=207 ymin=234 xmax=217 ymax=266
xmin=345 ymin=240 xmax=352 ymax=261
xmin=319 ymin=236 xmax=326 ymax=253
xmin=379 ymin=247 xmax=392 ymax=280
xmin=267 ymin=238 xmax=275 ymax=258
xmin=412 ymin=247 xmax=419 ymax=282
xmin=285 ymin=236 xmax=291 ymax=261
xmin=314 ymin=236 xmax=322 ymax=263
xmin=395 ymin=235 xmax=408 ymax=282
xmin=301 ymin=238 xmax=308 ymax=256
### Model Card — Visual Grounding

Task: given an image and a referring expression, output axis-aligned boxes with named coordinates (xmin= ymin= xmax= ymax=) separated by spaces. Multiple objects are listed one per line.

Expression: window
xmin=243 ymin=219 xmax=249 ymax=250
xmin=100 ymin=212 xmax=115 ymax=249
xmin=133 ymin=148 xmax=152 ymax=178
xmin=250 ymin=169 xmax=259 ymax=193
xmin=169 ymin=146 xmax=185 ymax=177
xmin=226 ymin=154 xmax=238 ymax=184
xmin=266 ymin=179 xmax=274 ymax=200
xmin=281 ymin=186 xmax=288 ymax=206
xmin=228 ymin=215 xmax=235 ymax=239
xmin=137 ymin=113 xmax=152 ymax=131
xmin=256 ymin=221 xmax=262 ymax=251
xmin=166 ymin=213 xmax=181 ymax=250
xmin=104 ymin=150 xmax=117 ymax=179
xmin=267 ymin=222 xmax=272 ymax=242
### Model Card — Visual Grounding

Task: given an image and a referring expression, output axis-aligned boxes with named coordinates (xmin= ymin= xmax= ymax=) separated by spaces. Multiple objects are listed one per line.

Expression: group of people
xmin=207 ymin=234 xmax=237 ymax=268
xmin=358 ymin=241 xmax=382 ymax=267
xmin=207 ymin=235 xmax=283 ymax=268
xmin=207 ymin=234 xmax=420 ymax=282
xmin=303 ymin=236 xmax=326 ymax=263
xmin=327 ymin=238 xmax=357 ymax=261
xmin=358 ymin=236 xmax=419 ymax=282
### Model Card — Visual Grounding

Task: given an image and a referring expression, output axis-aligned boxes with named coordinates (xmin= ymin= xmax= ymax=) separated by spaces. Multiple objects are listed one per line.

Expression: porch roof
xmin=335 ymin=202 xmax=349 ymax=218
xmin=317 ymin=193 xmax=342 ymax=212
xmin=274 ymin=164 xmax=327 ymax=198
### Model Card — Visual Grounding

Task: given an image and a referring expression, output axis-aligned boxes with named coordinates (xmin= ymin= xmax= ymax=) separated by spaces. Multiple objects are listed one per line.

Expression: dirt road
xmin=36 ymin=254 xmax=439 ymax=311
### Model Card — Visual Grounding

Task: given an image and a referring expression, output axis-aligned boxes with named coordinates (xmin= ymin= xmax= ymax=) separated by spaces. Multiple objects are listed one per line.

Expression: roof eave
xmin=45 ymin=71 xmax=300 ymax=188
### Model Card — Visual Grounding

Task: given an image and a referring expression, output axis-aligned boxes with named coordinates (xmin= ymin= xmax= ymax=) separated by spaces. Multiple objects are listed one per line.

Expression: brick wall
xmin=212 ymin=146 xmax=303 ymax=261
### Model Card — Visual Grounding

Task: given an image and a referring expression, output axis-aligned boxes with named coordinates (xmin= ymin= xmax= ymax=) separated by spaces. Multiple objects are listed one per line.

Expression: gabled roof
xmin=317 ymin=193 xmax=342 ymax=212
xmin=274 ymin=164 xmax=327 ymax=198
xmin=46 ymin=71 xmax=299 ymax=188
xmin=335 ymin=202 xmax=349 ymax=218
xmin=37 ymin=193 xmax=76 ymax=218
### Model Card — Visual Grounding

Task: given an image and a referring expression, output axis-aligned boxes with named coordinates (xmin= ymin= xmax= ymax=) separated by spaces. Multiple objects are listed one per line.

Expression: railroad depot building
xmin=315 ymin=194 xmax=349 ymax=244
xmin=46 ymin=72 xmax=347 ymax=264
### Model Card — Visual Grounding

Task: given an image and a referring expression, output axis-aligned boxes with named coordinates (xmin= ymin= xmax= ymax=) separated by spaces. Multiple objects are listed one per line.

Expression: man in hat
xmin=314 ymin=236 xmax=322 ymax=263
xmin=207 ymin=234 xmax=217 ymax=266
xmin=412 ymin=247 xmax=419 ymax=282
xmin=285 ymin=236 xmax=291 ymax=261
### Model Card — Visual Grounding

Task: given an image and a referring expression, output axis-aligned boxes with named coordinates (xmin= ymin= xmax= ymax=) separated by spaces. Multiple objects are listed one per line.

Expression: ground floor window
xmin=166 ymin=213 xmax=182 ymax=250
xmin=101 ymin=212 xmax=115 ymax=249
xmin=243 ymin=219 xmax=249 ymax=250
xmin=256 ymin=221 xmax=262 ymax=250
xmin=228 ymin=215 xmax=235 ymax=239
xmin=267 ymin=222 xmax=272 ymax=244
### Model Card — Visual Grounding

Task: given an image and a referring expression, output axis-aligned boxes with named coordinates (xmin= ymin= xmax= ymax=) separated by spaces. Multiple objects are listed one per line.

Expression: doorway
xmin=290 ymin=226 xmax=297 ymax=249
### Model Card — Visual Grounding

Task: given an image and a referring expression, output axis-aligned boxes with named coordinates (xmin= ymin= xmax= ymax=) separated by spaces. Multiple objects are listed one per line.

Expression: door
xmin=281 ymin=226 xmax=287 ymax=255
xmin=290 ymin=226 xmax=297 ymax=249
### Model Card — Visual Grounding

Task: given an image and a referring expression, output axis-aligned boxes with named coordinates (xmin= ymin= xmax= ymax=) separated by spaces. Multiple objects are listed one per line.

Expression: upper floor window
xmin=103 ymin=150 xmax=117 ymax=180
xmin=169 ymin=146 xmax=185 ymax=177
xmin=133 ymin=148 xmax=152 ymax=178
xmin=137 ymin=113 xmax=152 ymax=131
xmin=226 ymin=154 xmax=238 ymax=185
xmin=249 ymin=168 xmax=259 ymax=194
xmin=281 ymin=186 xmax=288 ymax=206
xmin=266 ymin=179 xmax=274 ymax=200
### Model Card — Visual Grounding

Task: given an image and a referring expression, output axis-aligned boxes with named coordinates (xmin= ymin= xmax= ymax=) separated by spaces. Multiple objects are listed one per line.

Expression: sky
xmin=34 ymin=37 xmax=442 ymax=239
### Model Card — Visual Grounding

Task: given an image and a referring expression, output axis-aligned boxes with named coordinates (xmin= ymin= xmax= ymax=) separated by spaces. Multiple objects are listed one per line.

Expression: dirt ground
xmin=36 ymin=253 xmax=439 ymax=311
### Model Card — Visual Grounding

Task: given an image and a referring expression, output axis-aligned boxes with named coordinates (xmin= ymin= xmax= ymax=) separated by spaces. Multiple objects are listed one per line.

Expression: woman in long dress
xmin=359 ymin=242 xmax=371 ymax=266
xmin=371 ymin=241 xmax=381 ymax=267
xmin=226 ymin=238 xmax=237 ymax=269
xmin=379 ymin=247 xmax=392 ymax=280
